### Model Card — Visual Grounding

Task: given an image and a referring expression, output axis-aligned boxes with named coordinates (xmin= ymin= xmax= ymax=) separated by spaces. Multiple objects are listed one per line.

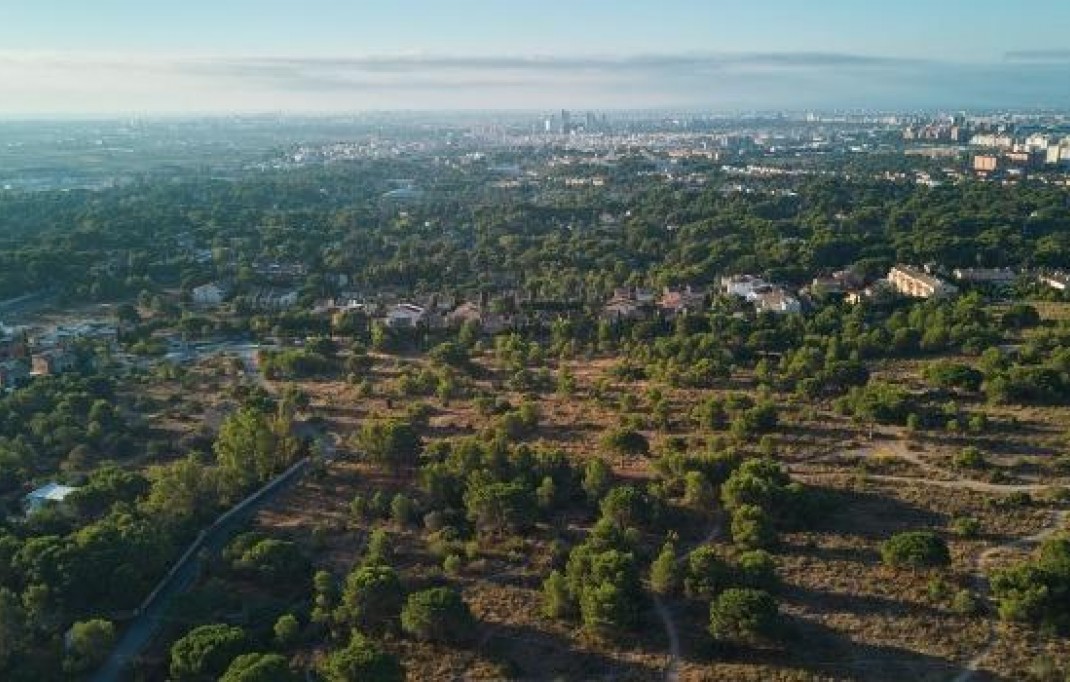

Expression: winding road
xmin=90 ymin=455 xmax=313 ymax=682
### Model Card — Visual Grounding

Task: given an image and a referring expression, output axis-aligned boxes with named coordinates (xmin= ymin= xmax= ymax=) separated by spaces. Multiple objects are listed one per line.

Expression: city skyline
xmin=3 ymin=1 xmax=1070 ymax=114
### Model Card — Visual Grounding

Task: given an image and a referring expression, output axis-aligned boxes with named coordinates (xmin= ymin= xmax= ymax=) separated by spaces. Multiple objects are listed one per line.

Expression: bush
xmin=63 ymin=618 xmax=115 ymax=674
xmin=400 ymin=587 xmax=474 ymax=643
xmin=649 ymin=541 xmax=680 ymax=596
xmin=954 ymin=446 xmax=987 ymax=470
xmin=708 ymin=588 xmax=781 ymax=645
xmin=339 ymin=564 xmax=403 ymax=634
xmin=220 ymin=653 xmax=298 ymax=682
xmin=880 ymin=531 xmax=950 ymax=569
xmin=321 ymin=633 xmax=404 ymax=682
xmin=730 ymin=504 xmax=777 ymax=550
xmin=736 ymin=550 xmax=778 ymax=590
xmin=685 ymin=546 xmax=731 ymax=599
xmin=542 ymin=569 xmax=572 ymax=618
xmin=990 ymin=536 xmax=1070 ymax=632
xmin=950 ymin=516 xmax=982 ymax=539
xmin=169 ymin=624 xmax=249 ymax=681
xmin=273 ymin=613 xmax=300 ymax=648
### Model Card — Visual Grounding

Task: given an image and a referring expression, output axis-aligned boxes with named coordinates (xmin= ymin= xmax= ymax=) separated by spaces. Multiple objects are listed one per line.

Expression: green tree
xmin=708 ymin=588 xmax=781 ymax=645
xmin=400 ymin=587 xmax=474 ymax=643
xmin=730 ymin=504 xmax=777 ymax=550
xmin=273 ymin=613 xmax=300 ymax=648
xmin=880 ymin=531 xmax=950 ymax=569
xmin=542 ymin=569 xmax=573 ymax=618
xmin=683 ymin=471 xmax=715 ymax=512
xmin=650 ymin=540 xmax=680 ymax=596
xmin=685 ymin=546 xmax=731 ymax=599
xmin=63 ymin=618 xmax=115 ymax=674
xmin=220 ymin=653 xmax=298 ymax=682
xmin=464 ymin=478 xmax=535 ymax=536
xmin=582 ymin=458 xmax=612 ymax=502
xmin=169 ymin=624 xmax=249 ymax=682
xmin=311 ymin=570 xmax=337 ymax=631
xmin=0 ymin=588 xmax=26 ymax=671
xmin=214 ymin=407 xmax=300 ymax=491
xmin=599 ymin=485 xmax=646 ymax=530
xmin=339 ymin=564 xmax=403 ymax=634
xmin=535 ymin=476 xmax=557 ymax=511
xmin=321 ymin=633 xmax=404 ymax=682
xmin=357 ymin=420 xmax=421 ymax=473
xmin=601 ymin=427 xmax=650 ymax=462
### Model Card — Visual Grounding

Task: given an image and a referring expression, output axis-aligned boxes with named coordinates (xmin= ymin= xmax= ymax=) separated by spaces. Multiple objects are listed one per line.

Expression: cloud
xmin=0 ymin=50 xmax=1068 ymax=113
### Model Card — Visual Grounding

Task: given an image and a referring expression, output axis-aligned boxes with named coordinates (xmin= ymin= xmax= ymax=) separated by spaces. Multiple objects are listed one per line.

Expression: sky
xmin=2 ymin=0 xmax=1070 ymax=114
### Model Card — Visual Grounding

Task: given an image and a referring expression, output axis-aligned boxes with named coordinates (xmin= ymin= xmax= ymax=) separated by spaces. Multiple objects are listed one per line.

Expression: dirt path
xmin=652 ymin=517 xmax=723 ymax=681
xmin=952 ymin=508 xmax=1070 ymax=682
xmin=802 ymin=429 xmax=1067 ymax=681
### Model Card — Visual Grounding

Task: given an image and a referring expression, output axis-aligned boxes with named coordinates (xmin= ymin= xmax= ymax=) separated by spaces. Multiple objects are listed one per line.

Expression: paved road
xmin=90 ymin=457 xmax=311 ymax=682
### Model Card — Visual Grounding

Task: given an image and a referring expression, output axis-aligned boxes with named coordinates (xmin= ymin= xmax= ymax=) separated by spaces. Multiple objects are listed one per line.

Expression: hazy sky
xmin=2 ymin=0 xmax=1070 ymax=114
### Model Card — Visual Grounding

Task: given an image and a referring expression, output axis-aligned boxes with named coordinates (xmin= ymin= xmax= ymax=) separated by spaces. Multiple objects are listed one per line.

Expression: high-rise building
xmin=559 ymin=109 xmax=571 ymax=135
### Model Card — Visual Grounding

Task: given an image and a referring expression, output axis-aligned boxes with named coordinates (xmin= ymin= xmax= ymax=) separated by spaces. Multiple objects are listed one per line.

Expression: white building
xmin=24 ymin=482 xmax=78 ymax=514
xmin=385 ymin=304 xmax=427 ymax=329
xmin=953 ymin=268 xmax=1016 ymax=284
xmin=721 ymin=275 xmax=770 ymax=300
xmin=192 ymin=282 xmax=231 ymax=306
xmin=755 ymin=289 xmax=802 ymax=315
xmin=1040 ymin=273 xmax=1070 ymax=292
xmin=887 ymin=265 xmax=958 ymax=299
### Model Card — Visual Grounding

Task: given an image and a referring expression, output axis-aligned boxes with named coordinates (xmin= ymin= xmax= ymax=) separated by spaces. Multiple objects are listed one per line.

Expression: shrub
xmin=321 ymin=633 xmax=403 ymax=682
xmin=220 ymin=653 xmax=298 ymax=682
xmin=169 ymin=624 xmax=248 ymax=681
xmin=273 ymin=613 xmax=300 ymax=648
xmin=649 ymin=541 xmax=680 ymax=596
xmin=880 ymin=531 xmax=950 ymax=569
xmin=730 ymin=504 xmax=777 ymax=550
xmin=954 ymin=447 xmax=987 ymax=470
xmin=950 ymin=516 xmax=982 ymax=539
xmin=708 ymin=588 xmax=781 ymax=645
xmin=400 ymin=587 xmax=474 ymax=643
xmin=63 ymin=618 xmax=114 ymax=674
xmin=339 ymin=565 xmax=403 ymax=634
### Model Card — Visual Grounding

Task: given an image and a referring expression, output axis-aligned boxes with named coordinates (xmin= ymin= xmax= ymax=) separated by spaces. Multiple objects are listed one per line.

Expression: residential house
xmin=810 ymin=270 xmax=863 ymax=296
xmin=657 ymin=286 xmax=706 ymax=316
xmin=447 ymin=301 xmax=482 ymax=326
xmin=887 ymin=265 xmax=958 ymax=299
xmin=31 ymin=349 xmax=77 ymax=376
xmin=192 ymin=281 xmax=232 ymax=306
xmin=24 ymin=482 xmax=78 ymax=515
xmin=721 ymin=275 xmax=770 ymax=300
xmin=602 ymin=298 xmax=645 ymax=322
xmin=846 ymin=280 xmax=896 ymax=305
xmin=385 ymin=303 xmax=427 ymax=329
xmin=754 ymin=289 xmax=802 ymax=315
xmin=1039 ymin=272 xmax=1070 ymax=292
xmin=247 ymin=288 xmax=299 ymax=310
xmin=953 ymin=268 xmax=1017 ymax=285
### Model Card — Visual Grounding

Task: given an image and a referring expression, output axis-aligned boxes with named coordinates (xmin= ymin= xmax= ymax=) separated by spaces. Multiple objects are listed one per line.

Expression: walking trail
xmin=651 ymin=517 xmax=723 ymax=682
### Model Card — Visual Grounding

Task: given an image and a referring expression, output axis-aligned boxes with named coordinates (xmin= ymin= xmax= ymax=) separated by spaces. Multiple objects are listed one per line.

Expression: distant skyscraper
xmin=559 ymin=109 xmax=571 ymax=135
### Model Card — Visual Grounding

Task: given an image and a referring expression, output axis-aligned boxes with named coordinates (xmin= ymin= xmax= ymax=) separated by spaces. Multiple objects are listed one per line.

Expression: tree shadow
xmin=476 ymin=619 xmax=664 ymax=680
xmin=805 ymin=485 xmax=948 ymax=541
xmin=782 ymin=583 xmax=951 ymax=621
xmin=772 ymin=615 xmax=1007 ymax=682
